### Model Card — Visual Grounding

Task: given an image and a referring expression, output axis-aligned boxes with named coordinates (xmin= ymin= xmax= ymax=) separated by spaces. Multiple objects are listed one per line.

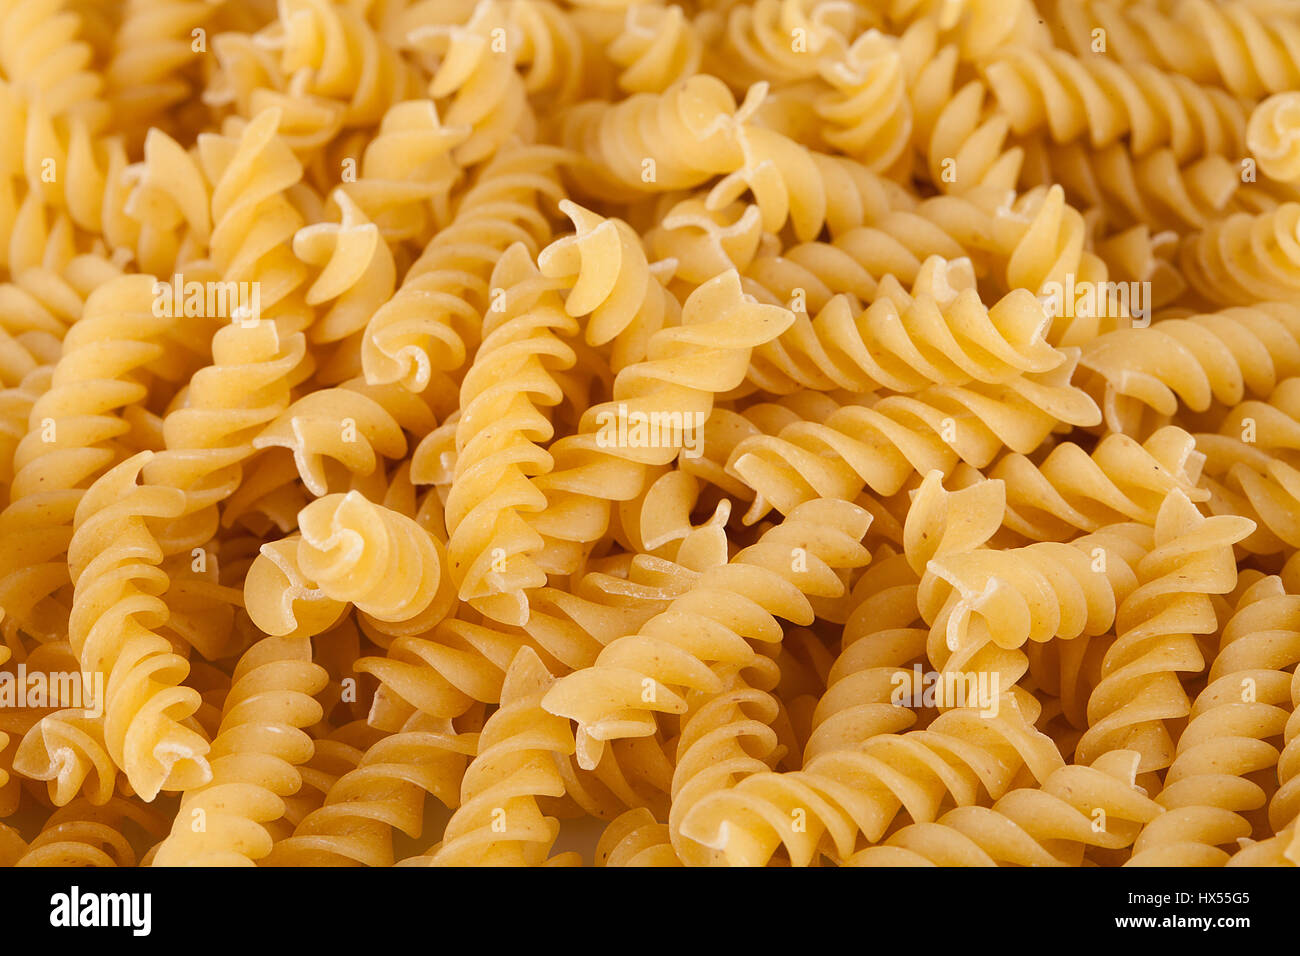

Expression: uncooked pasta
xmin=1 ymin=0 xmax=1300 ymax=871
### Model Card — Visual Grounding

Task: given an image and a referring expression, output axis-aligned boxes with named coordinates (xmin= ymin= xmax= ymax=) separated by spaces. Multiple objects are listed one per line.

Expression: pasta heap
xmin=3 ymin=0 xmax=1300 ymax=869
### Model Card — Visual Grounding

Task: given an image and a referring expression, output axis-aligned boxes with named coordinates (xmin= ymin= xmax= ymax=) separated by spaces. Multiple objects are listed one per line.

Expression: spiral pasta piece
xmin=1196 ymin=377 xmax=1300 ymax=554
xmin=61 ymin=452 xmax=211 ymax=801
xmin=271 ymin=0 xmax=421 ymax=127
xmin=361 ymin=143 xmax=569 ymax=392
xmin=982 ymin=45 xmax=1248 ymax=164
xmin=294 ymin=491 xmax=449 ymax=628
xmin=541 ymin=497 xmax=872 ymax=770
xmin=293 ymin=189 xmax=396 ymax=351
xmin=803 ymin=548 xmax=927 ymax=762
xmin=197 ymin=107 xmax=313 ymax=338
xmin=908 ymin=39 xmax=1022 ymax=195
xmin=727 ymin=352 xmax=1100 ymax=523
xmin=845 ymin=750 xmax=1161 ymax=866
xmin=406 ymin=648 xmax=580 ymax=866
xmin=336 ymin=98 xmax=466 ymax=245
xmin=141 ymin=319 xmax=306 ymax=556
xmin=537 ymin=199 xmax=678 ymax=371
xmin=608 ymin=3 xmax=702 ymax=95
xmin=354 ymin=527 xmax=712 ymax=731
xmin=1179 ymin=204 xmax=1300 ymax=307
xmin=0 ymin=0 xmax=107 ymax=123
xmin=676 ymin=689 xmax=1061 ymax=865
xmin=1020 ymin=138 xmax=1239 ymax=234
xmin=991 ymin=426 xmax=1210 ymax=542
xmin=526 ymin=268 xmax=793 ymax=574
xmin=445 ymin=242 xmax=577 ymax=624
xmin=407 ymin=0 xmax=533 ymax=166
xmin=1076 ymin=490 xmax=1255 ymax=775
xmin=1127 ymin=575 xmax=1300 ymax=866
xmin=151 ymin=635 xmax=328 ymax=866
xmin=596 ymin=807 xmax=681 ymax=866
xmin=698 ymin=0 xmax=858 ymax=90
xmin=0 ymin=274 xmax=176 ymax=643
xmin=252 ymin=378 xmax=433 ymax=498
xmin=13 ymin=797 xmax=170 ymax=867
xmin=106 ymin=0 xmax=215 ymax=138
xmin=1050 ymin=0 xmax=1300 ymax=100
xmin=1080 ymin=304 xmax=1300 ymax=435
xmin=262 ymin=710 xmax=477 ymax=866
xmin=813 ymin=30 xmax=911 ymax=176
xmin=749 ymin=255 xmax=1064 ymax=396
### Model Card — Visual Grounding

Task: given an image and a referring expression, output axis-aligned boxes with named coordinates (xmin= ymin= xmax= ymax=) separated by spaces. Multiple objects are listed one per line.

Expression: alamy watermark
xmin=0 ymin=665 xmax=103 ymax=718
xmin=594 ymin=404 xmax=707 ymax=459
xmin=152 ymin=273 xmax=261 ymax=325
xmin=890 ymin=665 xmax=1000 ymax=717
xmin=1039 ymin=275 xmax=1151 ymax=328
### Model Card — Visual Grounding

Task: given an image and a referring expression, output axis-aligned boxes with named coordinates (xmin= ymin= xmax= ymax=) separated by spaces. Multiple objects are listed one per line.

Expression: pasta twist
xmin=726 ymin=353 xmax=1100 ymax=522
xmin=982 ymin=46 xmax=1248 ymax=164
xmin=665 ymin=662 xmax=789 ymax=865
xmin=293 ymin=189 xmax=396 ymax=352
xmin=65 ymin=452 xmax=212 ymax=801
xmin=676 ymin=690 xmax=1061 ymax=865
xmin=1076 ymin=490 xmax=1255 ymax=775
xmin=12 ymin=797 xmax=170 ymax=867
xmin=272 ymin=0 xmax=421 ymax=127
xmin=1128 ymin=575 xmax=1300 ymax=866
xmin=814 ymin=30 xmax=911 ymax=176
xmin=748 ymin=255 xmax=1065 ymax=396
xmin=541 ymin=497 xmax=872 ymax=770
xmin=805 ymin=546 xmax=932 ymax=763
xmin=987 ymin=185 xmax=1116 ymax=344
xmin=408 ymin=648 xmax=581 ymax=866
xmin=921 ymin=525 xmax=1147 ymax=695
xmin=0 ymin=273 xmax=175 ymax=643
xmin=596 ymin=807 xmax=681 ymax=866
xmin=990 ymin=426 xmax=1210 ymax=542
xmin=907 ymin=38 xmax=1022 ymax=195
xmin=608 ymin=3 xmax=702 ymax=95
xmin=336 ymin=99 xmax=466 ymax=245
xmin=1196 ymin=378 xmax=1300 ymax=554
xmin=537 ymin=199 xmax=678 ymax=372
xmin=354 ymin=530 xmax=708 ymax=730
xmin=1049 ymin=0 xmax=1300 ymax=100
xmin=1080 ymin=304 xmax=1300 ymax=435
xmin=151 ymin=635 xmax=328 ymax=866
xmin=198 ymin=107 xmax=313 ymax=338
xmin=141 ymin=319 xmax=306 ymax=556
xmin=845 ymin=750 xmax=1161 ymax=866
xmin=509 ymin=0 xmax=592 ymax=109
xmin=887 ymin=0 xmax=1045 ymax=62
xmin=526 ymin=269 xmax=793 ymax=574
xmin=121 ymin=125 xmax=213 ymax=277
xmin=445 ymin=242 xmax=577 ymax=624
xmin=1020 ymin=138 xmax=1239 ymax=234
xmin=560 ymin=74 xmax=751 ymax=201
xmin=293 ymin=491 xmax=449 ymax=628
xmin=0 ymin=0 xmax=107 ymax=123
xmin=1179 ymin=204 xmax=1300 ymax=307
xmin=1249 ymin=93 xmax=1300 ymax=185
xmin=106 ymin=0 xmax=215 ymax=138
xmin=262 ymin=711 xmax=477 ymax=866
xmin=361 ymin=143 xmax=569 ymax=393
xmin=252 ymin=378 xmax=433 ymax=497
xmin=699 ymin=0 xmax=858 ymax=90
xmin=407 ymin=0 xmax=533 ymax=166
xmin=11 ymin=690 xmax=117 ymax=807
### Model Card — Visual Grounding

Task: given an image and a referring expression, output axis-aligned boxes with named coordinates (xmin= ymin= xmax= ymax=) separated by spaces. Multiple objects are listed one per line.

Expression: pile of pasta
xmin=2 ymin=0 xmax=1300 ymax=868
